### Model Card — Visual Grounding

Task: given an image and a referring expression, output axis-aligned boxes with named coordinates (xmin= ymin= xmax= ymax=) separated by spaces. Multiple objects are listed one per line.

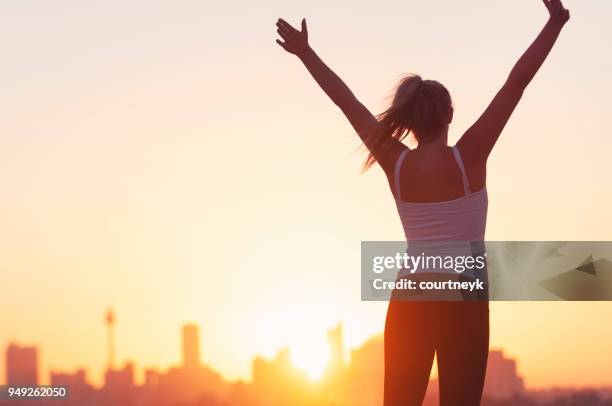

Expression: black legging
xmin=384 ymin=300 xmax=489 ymax=406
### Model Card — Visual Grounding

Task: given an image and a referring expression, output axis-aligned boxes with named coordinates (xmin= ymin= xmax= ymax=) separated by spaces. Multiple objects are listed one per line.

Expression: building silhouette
xmin=182 ymin=324 xmax=200 ymax=370
xmin=104 ymin=362 xmax=135 ymax=392
xmin=102 ymin=362 xmax=136 ymax=405
xmin=50 ymin=368 xmax=94 ymax=404
xmin=5 ymin=343 xmax=38 ymax=386
xmin=50 ymin=368 xmax=87 ymax=386
xmin=483 ymin=349 xmax=525 ymax=400
xmin=141 ymin=323 xmax=227 ymax=406
xmin=143 ymin=367 xmax=161 ymax=388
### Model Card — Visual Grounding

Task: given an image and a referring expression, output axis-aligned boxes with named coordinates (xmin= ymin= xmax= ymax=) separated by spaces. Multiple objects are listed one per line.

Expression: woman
xmin=276 ymin=1 xmax=569 ymax=405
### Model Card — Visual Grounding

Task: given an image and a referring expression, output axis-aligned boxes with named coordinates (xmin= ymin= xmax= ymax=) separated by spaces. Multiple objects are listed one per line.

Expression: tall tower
xmin=105 ymin=309 xmax=116 ymax=370
xmin=182 ymin=324 xmax=200 ymax=369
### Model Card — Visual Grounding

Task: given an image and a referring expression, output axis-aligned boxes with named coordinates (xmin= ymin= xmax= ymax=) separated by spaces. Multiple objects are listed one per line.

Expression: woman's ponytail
xmin=363 ymin=74 xmax=453 ymax=171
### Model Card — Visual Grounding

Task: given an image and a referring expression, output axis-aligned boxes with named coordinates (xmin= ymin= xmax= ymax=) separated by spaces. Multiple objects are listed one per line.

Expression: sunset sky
xmin=1 ymin=0 xmax=612 ymax=389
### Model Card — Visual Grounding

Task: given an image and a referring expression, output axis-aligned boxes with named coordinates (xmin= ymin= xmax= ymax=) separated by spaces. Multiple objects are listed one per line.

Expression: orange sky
xmin=1 ymin=0 xmax=612 ymax=389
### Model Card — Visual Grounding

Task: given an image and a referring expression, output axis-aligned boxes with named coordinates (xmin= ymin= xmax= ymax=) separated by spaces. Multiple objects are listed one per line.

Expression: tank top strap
xmin=452 ymin=145 xmax=471 ymax=195
xmin=394 ymin=148 xmax=410 ymax=197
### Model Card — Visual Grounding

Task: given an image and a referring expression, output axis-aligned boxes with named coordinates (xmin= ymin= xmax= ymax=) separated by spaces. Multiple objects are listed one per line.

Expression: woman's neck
xmin=416 ymin=133 xmax=449 ymax=152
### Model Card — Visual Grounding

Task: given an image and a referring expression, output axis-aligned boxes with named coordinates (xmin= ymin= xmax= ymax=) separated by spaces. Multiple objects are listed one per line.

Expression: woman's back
xmin=394 ymin=145 xmax=488 ymax=242
xmin=395 ymin=145 xmax=483 ymax=203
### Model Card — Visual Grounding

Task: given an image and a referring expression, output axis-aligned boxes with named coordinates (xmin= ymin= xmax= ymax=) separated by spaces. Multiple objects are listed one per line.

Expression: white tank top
xmin=394 ymin=145 xmax=488 ymax=242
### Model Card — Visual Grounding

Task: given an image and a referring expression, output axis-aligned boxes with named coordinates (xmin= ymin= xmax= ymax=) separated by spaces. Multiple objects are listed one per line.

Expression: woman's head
xmin=364 ymin=74 xmax=453 ymax=170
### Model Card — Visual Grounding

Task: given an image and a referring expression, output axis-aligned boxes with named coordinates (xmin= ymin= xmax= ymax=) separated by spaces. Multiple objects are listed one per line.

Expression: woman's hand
xmin=276 ymin=18 xmax=310 ymax=58
xmin=543 ymin=0 xmax=570 ymax=26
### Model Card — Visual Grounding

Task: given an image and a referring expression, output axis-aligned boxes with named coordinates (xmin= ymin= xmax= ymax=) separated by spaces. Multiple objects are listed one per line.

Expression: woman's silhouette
xmin=276 ymin=1 xmax=569 ymax=405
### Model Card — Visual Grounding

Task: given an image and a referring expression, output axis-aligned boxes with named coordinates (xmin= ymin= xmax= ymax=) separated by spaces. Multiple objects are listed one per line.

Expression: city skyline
xmin=4 ymin=319 xmax=612 ymax=406
xmin=0 ymin=313 xmax=601 ymax=392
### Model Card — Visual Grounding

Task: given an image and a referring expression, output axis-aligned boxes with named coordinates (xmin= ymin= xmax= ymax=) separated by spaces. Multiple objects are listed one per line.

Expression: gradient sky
xmin=1 ymin=0 xmax=612 ymax=389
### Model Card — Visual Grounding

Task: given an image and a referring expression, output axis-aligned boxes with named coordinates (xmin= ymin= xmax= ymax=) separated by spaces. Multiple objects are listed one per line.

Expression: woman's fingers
xmin=276 ymin=28 xmax=290 ymax=41
xmin=275 ymin=21 xmax=289 ymax=32
xmin=276 ymin=39 xmax=289 ymax=51
xmin=275 ymin=17 xmax=309 ymax=50
xmin=551 ymin=0 xmax=566 ymax=13
xmin=276 ymin=22 xmax=296 ymax=40
xmin=543 ymin=0 xmax=569 ymax=23
xmin=544 ymin=0 xmax=565 ymax=13
xmin=277 ymin=18 xmax=298 ymax=34
xmin=561 ymin=8 xmax=570 ymax=23
xmin=276 ymin=25 xmax=290 ymax=38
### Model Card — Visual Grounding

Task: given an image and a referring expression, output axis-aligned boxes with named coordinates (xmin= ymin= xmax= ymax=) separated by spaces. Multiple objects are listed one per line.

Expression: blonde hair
xmin=363 ymin=75 xmax=453 ymax=170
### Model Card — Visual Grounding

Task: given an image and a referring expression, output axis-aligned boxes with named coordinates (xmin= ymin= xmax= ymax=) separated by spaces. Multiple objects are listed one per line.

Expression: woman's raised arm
xmin=457 ymin=0 xmax=570 ymax=162
xmin=276 ymin=18 xmax=398 ymax=167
